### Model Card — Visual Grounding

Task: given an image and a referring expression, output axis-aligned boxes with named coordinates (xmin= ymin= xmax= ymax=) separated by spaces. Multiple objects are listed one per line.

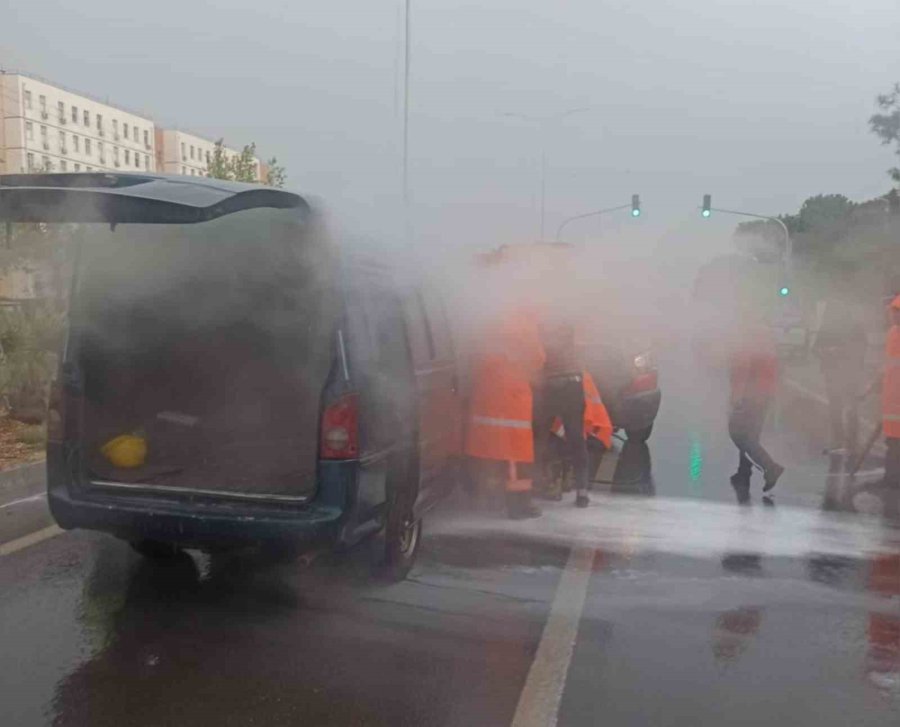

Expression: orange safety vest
xmin=550 ymin=371 xmax=613 ymax=450
xmin=465 ymin=310 xmax=545 ymax=465
xmin=882 ymin=325 xmax=900 ymax=438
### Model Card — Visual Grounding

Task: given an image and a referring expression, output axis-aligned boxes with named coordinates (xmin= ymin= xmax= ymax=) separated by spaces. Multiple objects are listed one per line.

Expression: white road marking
xmin=0 ymin=492 xmax=47 ymax=510
xmin=511 ymin=545 xmax=595 ymax=727
xmin=0 ymin=525 xmax=63 ymax=557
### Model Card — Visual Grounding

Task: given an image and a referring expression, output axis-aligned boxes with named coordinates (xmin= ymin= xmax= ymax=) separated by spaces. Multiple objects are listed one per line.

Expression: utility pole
xmin=402 ymin=0 xmax=411 ymax=238
xmin=501 ymin=107 xmax=590 ymax=240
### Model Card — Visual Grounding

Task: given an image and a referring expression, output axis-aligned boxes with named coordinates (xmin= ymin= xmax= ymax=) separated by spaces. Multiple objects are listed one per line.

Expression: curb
xmin=0 ymin=460 xmax=47 ymax=507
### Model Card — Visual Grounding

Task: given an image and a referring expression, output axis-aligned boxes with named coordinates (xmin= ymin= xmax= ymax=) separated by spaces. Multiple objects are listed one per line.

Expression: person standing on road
xmin=466 ymin=308 xmax=546 ymax=520
xmin=878 ymin=296 xmax=900 ymax=519
xmin=811 ymin=288 xmax=868 ymax=456
xmin=533 ymin=319 xmax=591 ymax=508
xmin=728 ymin=319 xmax=785 ymax=500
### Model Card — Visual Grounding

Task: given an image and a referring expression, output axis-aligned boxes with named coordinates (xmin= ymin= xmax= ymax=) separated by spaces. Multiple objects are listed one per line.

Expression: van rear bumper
xmin=46 ymin=449 xmax=350 ymax=550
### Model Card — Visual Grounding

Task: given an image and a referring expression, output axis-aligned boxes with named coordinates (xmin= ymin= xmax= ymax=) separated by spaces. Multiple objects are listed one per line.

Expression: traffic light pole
xmin=706 ymin=206 xmax=793 ymax=274
xmin=555 ymin=203 xmax=632 ymax=241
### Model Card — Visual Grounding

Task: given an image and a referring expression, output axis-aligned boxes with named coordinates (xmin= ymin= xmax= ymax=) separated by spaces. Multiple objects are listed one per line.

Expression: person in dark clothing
xmin=812 ymin=298 xmax=868 ymax=456
xmin=728 ymin=323 xmax=784 ymax=500
xmin=533 ymin=321 xmax=590 ymax=508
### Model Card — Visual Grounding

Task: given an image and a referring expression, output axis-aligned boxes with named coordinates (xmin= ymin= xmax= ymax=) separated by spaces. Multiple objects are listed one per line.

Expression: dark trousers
xmin=729 ymin=397 xmax=777 ymax=476
xmin=822 ymin=362 xmax=862 ymax=451
xmin=534 ymin=376 xmax=588 ymax=492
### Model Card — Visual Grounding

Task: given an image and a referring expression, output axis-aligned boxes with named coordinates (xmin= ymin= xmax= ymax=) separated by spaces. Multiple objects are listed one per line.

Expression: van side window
xmin=420 ymin=290 xmax=453 ymax=361
xmin=404 ymin=292 xmax=433 ymax=366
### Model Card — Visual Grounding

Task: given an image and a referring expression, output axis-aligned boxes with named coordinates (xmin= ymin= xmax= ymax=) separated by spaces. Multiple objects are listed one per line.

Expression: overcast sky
xmin=3 ymin=0 xmax=899 ymax=262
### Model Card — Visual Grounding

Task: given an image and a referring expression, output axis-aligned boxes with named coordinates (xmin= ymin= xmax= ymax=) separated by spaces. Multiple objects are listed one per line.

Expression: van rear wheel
xmin=382 ymin=455 xmax=421 ymax=582
xmin=130 ymin=539 xmax=181 ymax=559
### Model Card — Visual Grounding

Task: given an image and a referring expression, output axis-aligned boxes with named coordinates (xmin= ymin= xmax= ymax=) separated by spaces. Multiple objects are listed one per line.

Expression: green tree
xmin=264 ymin=157 xmax=287 ymax=188
xmin=207 ymin=138 xmax=231 ymax=180
xmin=230 ymin=142 xmax=259 ymax=183
xmin=870 ymin=83 xmax=900 ymax=184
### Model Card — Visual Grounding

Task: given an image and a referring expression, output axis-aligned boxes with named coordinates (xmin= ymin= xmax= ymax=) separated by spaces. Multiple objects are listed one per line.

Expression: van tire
xmin=130 ymin=539 xmax=181 ymax=559
xmin=382 ymin=455 xmax=421 ymax=582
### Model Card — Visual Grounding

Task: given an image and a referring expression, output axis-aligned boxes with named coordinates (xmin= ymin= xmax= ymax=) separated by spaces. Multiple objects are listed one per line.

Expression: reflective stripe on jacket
xmin=882 ymin=326 xmax=900 ymax=437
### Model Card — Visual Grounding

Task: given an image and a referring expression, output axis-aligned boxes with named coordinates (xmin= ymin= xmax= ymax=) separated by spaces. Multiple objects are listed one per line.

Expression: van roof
xmin=0 ymin=172 xmax=309 ymax=225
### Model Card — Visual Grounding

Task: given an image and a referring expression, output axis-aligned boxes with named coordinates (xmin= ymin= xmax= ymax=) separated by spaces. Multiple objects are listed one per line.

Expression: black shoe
xmin=575 ymin=492 xmax=589 ymax=508
xmin=763 ymin=463 xmax=784 ymax=493
xmin=507 ymin=492 xmax=542 ymax=520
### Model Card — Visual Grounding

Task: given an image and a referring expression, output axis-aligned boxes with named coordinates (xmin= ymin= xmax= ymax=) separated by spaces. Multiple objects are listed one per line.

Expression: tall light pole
xmin=501 ymin=107 xmax=590 ymax=240
xmin=402 ymin=0 xmax=411 ymax=216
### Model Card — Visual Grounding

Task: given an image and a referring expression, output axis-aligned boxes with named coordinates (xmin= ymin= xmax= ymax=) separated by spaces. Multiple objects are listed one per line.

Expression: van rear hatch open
xmin=1 ymin=173 xmax=337 ymax=501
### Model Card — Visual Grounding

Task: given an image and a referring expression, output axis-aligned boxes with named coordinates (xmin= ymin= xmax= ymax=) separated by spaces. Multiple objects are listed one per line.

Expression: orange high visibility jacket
xmin=465 ymin=311 xmax=545 ymax=463
xmin=882 ymin=325 xmax=900 ymax=437
xmin=550 ymin=371 xmax=613 ymax=450
xmin=729 ymin=325 xmax=779 ymax=404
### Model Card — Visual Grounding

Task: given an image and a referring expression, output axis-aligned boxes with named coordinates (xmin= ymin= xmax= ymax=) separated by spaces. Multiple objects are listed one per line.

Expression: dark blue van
xmin=0 ymin=173 xmax=462 ymax=580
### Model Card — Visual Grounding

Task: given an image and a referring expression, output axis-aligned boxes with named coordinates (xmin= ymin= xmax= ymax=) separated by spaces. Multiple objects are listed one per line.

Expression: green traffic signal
xmin=779 ymin=286 xmax=790 ymax=297
xmin=631 ymin=194 xmax=641 ymax=217
xmin=701 ymin=209 xmax=711 ymax=218
xmin=701 ymin=194 xmax=711 ymax=218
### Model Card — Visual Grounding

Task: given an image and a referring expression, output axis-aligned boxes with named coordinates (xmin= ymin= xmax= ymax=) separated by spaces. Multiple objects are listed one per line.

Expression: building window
xmin=182 ymin=166 xmax=187 ymax=175
xmin=42 ymin=155 xmax=50 ymax=170
xmin=86 ymin=166 xmax=92 ymax=172
xmin=123 ymin=122 xmax=129 ymax=140
xmin=57 ymin=101 xmax=65 ymax=121
xmin=60 ymin=160 xmax=68 ymax=172
xmin=72 ymin=106 xmax=78 ymax=124
xmin=97 ymin=113 xmax=103 ymax=135
xmin=144 ymin=154 xmax=149 ymax=169
xmin=134 ymin=126 xmax=139 ymax=142
xmin=124 ymin=149 xmax=130 ymax=165
xmin=84 ymin=110 xmax=90 ymax=126
xmin=205 ymin=150 xmax=210 ymax=164
xmin=24 ymin=90 xmax=32 ymax=110
xmin=74 ymin=163 xmax=81 ymax=172
xmin=39 ymin=95 xmax=47 ymax=115
xmin=134 ymin=153 xmax=140 ymax=168
xmin=26 ymin=152 xmax=34 ymax=171
xmin=143 ymin=129 xmax=150 ymax=148
xmin=114 ymin=147 xmax=120 ymax=164
xmin=25 ymin=121 xmax=33 ymax=141
xmin=85 ymin=138 xmax=92 ymax=155
xmin=190 ymin=145 xmax=195 ymax=160
xmin=112 ymin=119 xmax=118 ymax=139
xmin=58 ymin=129 xmax=65 ymax=152
xmin=73 ymin=135 xmax=80 ymax=153
xmin=181 ymin=142 xmax=186 ymax=161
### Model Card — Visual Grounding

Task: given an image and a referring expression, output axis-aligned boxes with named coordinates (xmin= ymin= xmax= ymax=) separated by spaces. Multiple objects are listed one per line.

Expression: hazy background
xmin=3 ymin=0 xmax=898 ymax=271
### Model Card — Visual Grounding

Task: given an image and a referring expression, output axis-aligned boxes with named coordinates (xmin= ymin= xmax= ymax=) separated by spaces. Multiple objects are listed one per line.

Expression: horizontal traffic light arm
xmin=555 ymin=202 xmax=636 ymax=240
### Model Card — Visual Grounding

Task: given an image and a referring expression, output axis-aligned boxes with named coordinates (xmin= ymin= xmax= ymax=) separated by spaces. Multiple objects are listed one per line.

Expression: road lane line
xmin=0 ymin=525 xmax=63 ymax=557
xmin=0 ymin=492 xmax=47 ymax=510
xmin=511 ymin=545 xmax=594 ymax=727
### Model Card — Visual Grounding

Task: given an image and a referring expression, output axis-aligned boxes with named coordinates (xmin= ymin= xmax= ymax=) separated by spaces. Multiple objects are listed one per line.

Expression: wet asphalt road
xmin=2 ymin=352 xmax=899 ymax=726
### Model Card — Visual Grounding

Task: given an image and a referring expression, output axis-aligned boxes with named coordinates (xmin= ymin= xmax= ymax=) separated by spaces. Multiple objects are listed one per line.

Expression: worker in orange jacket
xmin=879 ymin=295 xmax=900 ymax=519
xmin=728 ymin=321 xmax=784 ymax=501
xmin=465 ymin=309 xmax=546 ymax=519
xmin=547 ymin=371 xmax=613 ymax=492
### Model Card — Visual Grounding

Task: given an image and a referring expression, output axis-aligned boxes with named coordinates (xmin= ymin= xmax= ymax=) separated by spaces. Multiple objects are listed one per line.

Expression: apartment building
xmin=0 ymin=71 xmax=155 ymax=175
xmin=156 ymin=128 xmax=260 ymax=180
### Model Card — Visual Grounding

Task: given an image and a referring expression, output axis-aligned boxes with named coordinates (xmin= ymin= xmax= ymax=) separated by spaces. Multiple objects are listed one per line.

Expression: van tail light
xmin=46 ymin=378 xmax=65 ymax=442
xmin=319 ymin=393 xmax=360 ymax=460
xmin=625 ymin=371 xmax=658 ymax=395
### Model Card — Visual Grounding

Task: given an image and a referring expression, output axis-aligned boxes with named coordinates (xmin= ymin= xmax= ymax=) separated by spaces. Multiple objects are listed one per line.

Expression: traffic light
xmin=701 ymin=194 xmax=711 ymax=218
xmin=631 ymin=194 xmax=641 ymax=217
xmin=779 ymin=285 xmax=790 ymax=297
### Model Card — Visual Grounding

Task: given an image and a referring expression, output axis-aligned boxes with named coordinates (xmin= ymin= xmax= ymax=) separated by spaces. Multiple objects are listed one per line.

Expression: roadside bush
xmin=0 ymin=306 xmax=65 ymax=423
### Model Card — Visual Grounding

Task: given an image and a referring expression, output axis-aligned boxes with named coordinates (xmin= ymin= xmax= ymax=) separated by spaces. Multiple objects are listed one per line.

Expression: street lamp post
xmin=702 ymin=201 xmax=793 ymax=276
xmin=501 ymin=107 xmax=590 ymax=240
